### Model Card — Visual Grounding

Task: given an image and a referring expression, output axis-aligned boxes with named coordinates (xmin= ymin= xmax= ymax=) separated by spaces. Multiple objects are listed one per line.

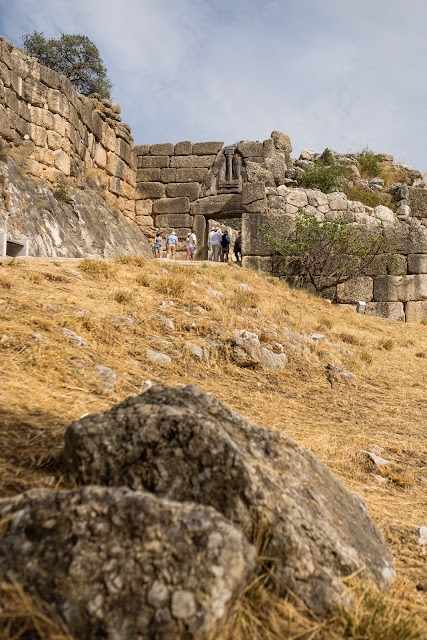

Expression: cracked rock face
xmin=64 ymin=384 xmax=395 ymax=613
xmin=0 ymin=486 xmax=256 ymax=640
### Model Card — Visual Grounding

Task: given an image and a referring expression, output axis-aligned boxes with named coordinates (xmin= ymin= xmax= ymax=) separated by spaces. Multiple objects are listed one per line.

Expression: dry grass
xmin=0 ymin=256 xmax=425 ymax=639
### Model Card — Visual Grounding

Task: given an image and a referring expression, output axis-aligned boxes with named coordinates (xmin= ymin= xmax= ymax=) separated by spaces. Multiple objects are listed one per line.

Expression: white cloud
xmin=0 ymin=0 xmax=426 ymax=172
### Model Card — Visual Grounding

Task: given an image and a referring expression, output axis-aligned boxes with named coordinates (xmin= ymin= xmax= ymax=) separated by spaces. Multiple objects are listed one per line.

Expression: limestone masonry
xmin=1 ymin=36 xmax=426 ymax=321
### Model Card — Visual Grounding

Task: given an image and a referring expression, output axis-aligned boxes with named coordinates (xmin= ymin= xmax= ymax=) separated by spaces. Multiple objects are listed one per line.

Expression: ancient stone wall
xmin=0 ymin=37 xmax=136 ymax=218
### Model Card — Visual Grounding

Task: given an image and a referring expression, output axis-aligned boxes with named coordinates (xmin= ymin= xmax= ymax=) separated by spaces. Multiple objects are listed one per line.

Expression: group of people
xmin=152 ymin=227 xmax=242 ymax=263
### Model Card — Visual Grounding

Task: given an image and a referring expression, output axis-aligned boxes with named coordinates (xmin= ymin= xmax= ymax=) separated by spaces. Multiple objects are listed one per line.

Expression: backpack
xmin=221 ymin=233 xmax=230 ymax=248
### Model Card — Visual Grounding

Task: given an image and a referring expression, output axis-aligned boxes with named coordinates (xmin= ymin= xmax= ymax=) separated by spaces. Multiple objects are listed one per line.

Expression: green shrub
xmin=297 ymin=160 xmax=349 ymax=193
xmin=356 ymin=147 xmax=381 ymax=179
xmin=51 ymin=179 xmax=72 ymax=204
xmin=342 ymin=183 xmax=397 ymax=211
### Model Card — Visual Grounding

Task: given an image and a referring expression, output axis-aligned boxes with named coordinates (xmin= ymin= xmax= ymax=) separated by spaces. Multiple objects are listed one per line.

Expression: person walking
xmin=211 ymin=227 xmax=222 ymax=262
xmin=208 ymin=227 xmax=215 ymax=260
xmin=166 ymin=229 xmax=178 ymax=260
xmin=234 ymin=231 xmax=242 ymax=263
xmin=188 ymin=229 xmax=197 ymax=261
xmin=220 ymin=229 xmax=231 ymax=262
xmin=152 ymin=231 xmax=163 ymax=259
xmin=185 ymin=232 xmax=191 ymax=261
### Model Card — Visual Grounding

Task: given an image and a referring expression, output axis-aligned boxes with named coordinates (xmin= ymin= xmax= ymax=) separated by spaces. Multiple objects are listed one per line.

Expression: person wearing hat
xmin=211 ymin=227 xmax=222 ymax=262
xmin=166 ymin=229 xmax=178 ymax=260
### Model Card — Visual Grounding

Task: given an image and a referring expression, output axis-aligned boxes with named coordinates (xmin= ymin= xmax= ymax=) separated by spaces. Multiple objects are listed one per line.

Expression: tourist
xmin=166 ymin=229 xmax=178 ymax=260
xmin=208 ymin=227 xmax=215 ymax=260
xmin=234 ymin=231 xmax=242 ymax=263
xmin=185 ymin=232 xmax=191 ymax=261
xmin=152 ymin=231 xmax=163 ymax=258
xmin=211 ymin=227 xmax=222 ymax=262
xmin=188 ymin=229 xmax=197 ymax=261
xmin=220 ymin=229 xmax=231 ymax=262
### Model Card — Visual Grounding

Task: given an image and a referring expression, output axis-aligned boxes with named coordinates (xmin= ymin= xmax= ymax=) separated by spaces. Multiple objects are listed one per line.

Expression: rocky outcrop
xmin=0 ymin=156 xmax=151 ymax=257
xmin=0 ymin=486 xmax=255 ymax=639
xmin=64 ymin=384 xmax=395 ymax=613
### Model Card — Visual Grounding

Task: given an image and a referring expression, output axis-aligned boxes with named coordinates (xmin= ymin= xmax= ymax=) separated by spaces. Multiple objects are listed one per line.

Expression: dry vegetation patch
xmin=0 ymin=257 xmax=425 ymax=639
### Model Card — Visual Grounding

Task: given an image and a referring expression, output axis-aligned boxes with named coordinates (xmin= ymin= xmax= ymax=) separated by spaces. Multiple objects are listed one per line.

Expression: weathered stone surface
xmin=409 ymin=226 xmax=427 ymax=254
xmin=372 ymin=205 xmax=395 ymax=223
xmin=373 ymin=274 xmax=427 ymax=302
xmin=165 ymin=182 xmax=200 ymax=201
xmin=146 ymin=349 xmax=171 ymax=365
xmin=242 ymin=212 xmax=279 ymax=257
xmin=260 ymin=347 xmax=287 ymax=371
xmin=364 ymin=253 xmax=407 ymax=276
xmin=139 ymin=155 xmax=169 ymax=169
xmin=0 ymin=156 xmax=151 ymax=258
xmin=176 ymin=168 xmax=209 ymax=182
xmin=170 ymin=155 xmax=216 ymax=169
xmin=285 ymin=189 xmax=308 ymax=208
xmin=64 ymin=385 xmax=395 ymax=612
xmin=153 ymin=197 xmax=190 ymax=214
xmin=242 ymin=182 xmax=266 ymax=209
xmin=192 ymin=142 xmax=223 ymax=155
xmin=408 ymin=187 xmax=427 ymax=218
xmin=136 ymin=182 xmax=165 ymax=200
xmin=0 ymin=486 xmax=255 ymax=640
xmin=174 ymin=140 xmax=192 ymax=155
xmin=236 ymin=141 xmax=264 ymax=158
xmin=134 ymin=144 xmax=150 ymax=156
xmin=245 ymin=161 xmax=275 ymax=187
xmin=337 ymin=277 xmax=373 ymax=303
xmin=408 ymin=254 xmax=427 ymax=274
xmin=271 ymin=130 xmax=292 ymax=154
xmin=230 ymin=337 xmax=261 ymax=367
xmin=154 ymin=213 xmax=193 ymax=228
xmin=136 ymin=167 xmax=161 ymax=182
xmin=150 ymin=142 xmax=174 ymax=155
xmin=365 ymin=301 xmax=405 ymax=321
xmin=405 ymin=301 xmax=427 ymax=322
xmin=191 ymin=194 xmax=242 ymax=217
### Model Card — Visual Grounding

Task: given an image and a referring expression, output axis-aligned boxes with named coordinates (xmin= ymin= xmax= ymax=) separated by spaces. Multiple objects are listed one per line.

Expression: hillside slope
xmin=0 ymin=256 xmax=425 ymax=639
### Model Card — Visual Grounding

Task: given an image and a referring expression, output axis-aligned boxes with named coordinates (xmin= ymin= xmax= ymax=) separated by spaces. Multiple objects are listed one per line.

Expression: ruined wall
xmin=0 ymin=37 xmax=136 ymax=218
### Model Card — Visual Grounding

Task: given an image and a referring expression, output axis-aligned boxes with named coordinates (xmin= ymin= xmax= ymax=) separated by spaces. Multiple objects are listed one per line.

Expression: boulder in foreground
xmin=64 ymin=385 xmax=395 ymax=612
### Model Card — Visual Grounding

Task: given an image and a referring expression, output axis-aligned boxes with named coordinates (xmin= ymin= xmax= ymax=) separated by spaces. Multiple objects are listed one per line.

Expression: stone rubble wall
xmin=0 ymin=37 xmax=136 ymax=218
xmin=242 ymin=186 xmax=427 ymax=322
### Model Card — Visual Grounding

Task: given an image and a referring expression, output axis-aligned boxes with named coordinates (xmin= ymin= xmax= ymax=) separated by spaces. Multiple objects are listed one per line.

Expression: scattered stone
xmin=157 ymin=300 xmax=171 ymax=311
xmin=149 ymin=337 xmax=175 ymax=350
xmin=358 ymin=450 xmax=393 ymax=467
xmin=152 ymin=315 xmax=175 ymax=331
xmin=233 ymin=329 xmax=260 ymax=343
xmin=190 ymin=281 xmax=199 ymax=288
xmin=68 ymin=270 xmax=83 ymax=279
xmin=0 ymin=487 xmax=256 ymax=639
xmin=326 ymin=342 xmax=356 ymax=357
xmin=64 ymin=385 xmax=395 ymax=612
xmin=325 ymin=364 xmax=356 ymax=384
xmin=193 ymin=306 xmax=206 ymax=314
xmin=260 ymin=347 xmax=287 ymax=371
xmin=207 ymin=288 xmax=224 ymax=299
xmin=413 ymin=526 xmax=427 ymax=545
xmin=236 ymin=283 xmax=251 ymax=292
xmin=206 ymin=339 xmax=225 ymax=355
xmin=311 ymin=333 xmax=326 ymax=342
xmin=357 ymin=301 xmax=366 ymax=314
xmin=183 ymin=343 xmax=205 ymax=361
xmin=230 ymin=337 xmax=261 ymax=367
xmin=31 ymin=333 xmax=44 ymax=341
xmin=116 ymin=316 xmax=136 ymax=326
xmin=160 ymin=268 xmax=168 ymax=274
xmin=146 ymin=349 xmax=171 ymax=366
xmin=95 ymin=365 xmax=116 ymax=392
xmin=62 ymin=328 xmax=88 ymax=347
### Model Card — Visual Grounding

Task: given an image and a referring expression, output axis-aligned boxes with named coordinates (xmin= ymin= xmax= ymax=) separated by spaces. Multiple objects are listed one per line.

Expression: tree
xmin=263 ymin=210 xmax=392 ymax=294
xmin=22 ymin=31 xmax=112 ymax=99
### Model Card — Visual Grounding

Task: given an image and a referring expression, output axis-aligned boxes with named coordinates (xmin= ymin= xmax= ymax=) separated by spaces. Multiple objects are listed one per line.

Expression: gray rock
xmin=358 ymin=450 xmax=392 ymax=467
xmin=64 ymin=385 xmax=395 ymax=613
xmin=236 ymin=283 xmax=251 ymax=292
xmin=413 ymin=526 xmax=427 ymax=545
xmin=260 ymin=347 xmax=287 ymax=371
xmin=146 ymin=349 xmax=171 ymax=366
xmin=183 ymin=343 xmax=205 ymax=361
xmin=325 ymin=364 xmax=356 ymax=383
xmin=152 ymin=314 xmax=175 ymax=330
xmin=311 ymin=333 xmax=326 ymax=342
xmin=95 ymin=365 xmax=116 ymax=392
xmin=0 ymin=487 xmax=256 ymax=639
xmin=230 ymin=337 xmax=261 ymax=367
xmin=62 ymin=328 xmax=88 ymax=347
xmin=157 ymin=300 xmax=171 ymax=311
xmin=149 ymin=337 xmax=175 ymax=349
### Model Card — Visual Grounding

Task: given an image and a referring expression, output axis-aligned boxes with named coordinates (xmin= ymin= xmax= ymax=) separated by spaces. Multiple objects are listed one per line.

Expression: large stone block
xmin=405 ymin=301 xmax=427 ymax=323
xmin=135 ymin=199 xmax=153 ymax=216
xmin=337 ymin=277 xmax=373 ymax=303
xmin=136 ymin=168 xmax=160 ymax=182
xmin=192 ymin=141 xmax=223 ymax=155
xmin=242 ymin=255 xmax=273 ymax=273
xmin=383 ymin=224 xmax=410 ymax=253
xmin=236 ymin=141 xmax=264 ymax=158
xmin=106 ymin=153 xmax=126 ymax=179
xmin=153 ymin=197 xmax=190 ymax=214
xmin=365 ymin=302 xmax=405 ymax=322
xmin=116 ymin=138 xmax=132 ymax=165
xmin=139 ymin=155 xmax=169 ymax=169
xmin=165 ymin=182 xmax=200 ymax=201
xmin=154 ymin=213 xmax=193 ymax=228
xmin=39 ymin=64 xmax=62 ymax=89
xmin=22 ymin=77 xmax=47 ymax=108
xmin=285 ymin=189 xmax=308 ymax=208
xmin=10 ymin=70 xmax=23 ymax=97
xmin=28 ymin=123 xmax=47 ymax=147
xmin=271 ymin=130 xmax=292 ymax=154
xmin=134 ymin=144 xmax=150 ymax=156
xmin=150 ymin=142 xmax=174 ymax=155
xmin=242 ymin=212 xmax=277 ymax=257
xmin=175 ymin=168 xmax=208 ymax=182
xmin=191 ymin=194 xmax=242 ymax=217
xmin=4 ymin=87 xmax=18 ymax=112
xmin=47 ymin=88 xmax=69 ymax=119
xmin=409 ymin=226 xmax=427 ymax=253
xmin=136 ymin=182 xmax=165 ymax=200
xmin=29 ymin=105 xmax=55 ymax=130
xmin=160 ymin=168 xmax=177 ymax=183
xmin=408 ymin=254 xmax=427 ymax=274
xmin=170 ymin=155 xmax=216 ymax=168
xmin=175 ymin=140 xmax=192 ymax=155
xmin=364 ymin=253 xmax=407 ymax=276
xmin=373 ymin=274 xmax=427 ymax=302
xmin=53 ymin=149 xmax=70 ymax=175
xmin=408 ymin=187 xmax=427 ymax=218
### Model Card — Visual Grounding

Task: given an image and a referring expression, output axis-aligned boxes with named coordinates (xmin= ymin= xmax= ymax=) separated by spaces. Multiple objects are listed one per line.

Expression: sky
xmin=0 ymin=0 xmax=426 ymax=174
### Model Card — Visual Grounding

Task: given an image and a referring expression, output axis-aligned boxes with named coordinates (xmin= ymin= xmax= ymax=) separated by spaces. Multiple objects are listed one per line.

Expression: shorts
xmin=189 ymin=247 xmax=197 ymax=255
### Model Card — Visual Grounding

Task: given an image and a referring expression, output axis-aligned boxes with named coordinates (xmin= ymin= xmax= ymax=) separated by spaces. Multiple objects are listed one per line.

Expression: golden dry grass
xmin=0 ymin=256 xmax=426 ymax=639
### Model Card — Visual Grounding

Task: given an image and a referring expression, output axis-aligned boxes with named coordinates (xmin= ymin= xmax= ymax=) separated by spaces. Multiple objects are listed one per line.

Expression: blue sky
xmin=1 ymin=0 xmax=426 ymax=173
